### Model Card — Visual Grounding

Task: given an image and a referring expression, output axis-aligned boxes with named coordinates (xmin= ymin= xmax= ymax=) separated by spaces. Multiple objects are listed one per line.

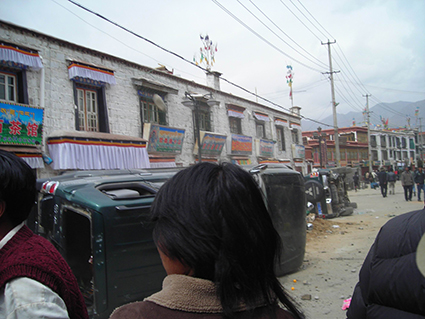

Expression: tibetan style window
xmin=76 ymin=87 xmax=98 ymax=132
xmin=68 ymin=61 xmax=115 ymax=133
xmin=229 ymin=117 xmax=242 ymax=134
xmin=141 ymin=97 xmax=166 ymax=125
xmin=0 ymin=72 xmax=17 ymax=102
xmin=291 ymin=129 xmax=299 ymax=144
xmin=0 ymin=42 xmax=42 ymax=105
xmin=193 ymin=102 xmax=211 ymax=131
xmin=276 ymin=126 xmax=285 ymax=151
xmin=227 ymin=105 xmax=244 ymax=135
xmin=253 ymin=112 xmax=269 ymax=139
xmin=73 ymin=83 xmax=109 ymax=133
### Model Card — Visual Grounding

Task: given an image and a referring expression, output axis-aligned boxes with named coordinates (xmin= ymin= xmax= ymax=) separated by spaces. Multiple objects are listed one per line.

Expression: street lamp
xmin=182 ymin=92 xmax=220 ymax=163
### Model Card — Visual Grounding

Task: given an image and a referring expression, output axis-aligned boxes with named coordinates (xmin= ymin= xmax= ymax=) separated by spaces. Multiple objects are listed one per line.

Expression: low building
xmin=0 ymin=20 xmax=306 ymax=176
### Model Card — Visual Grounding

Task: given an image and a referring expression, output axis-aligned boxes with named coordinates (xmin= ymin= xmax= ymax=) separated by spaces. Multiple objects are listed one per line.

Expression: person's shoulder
xmin=109 ymin=301 xmax=156 ymax=319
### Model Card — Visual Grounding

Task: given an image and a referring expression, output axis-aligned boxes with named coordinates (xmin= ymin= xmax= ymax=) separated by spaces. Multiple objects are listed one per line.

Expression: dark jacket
xmin=377 ymin=171 xmax=387 ymax=185
xmin=415 ymin=170 xmax=425 ymax=184
xmin=347 ymin=210 xmax=425 ymax=319
xmin=401 ymin=170 xmax=414 ymax=186
xmin=387 ymin=171 xmax=396 ymax=182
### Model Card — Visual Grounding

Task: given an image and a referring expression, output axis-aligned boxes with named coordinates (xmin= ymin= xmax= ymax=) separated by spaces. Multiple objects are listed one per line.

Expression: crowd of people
xmin=363 ymin=165 xmax=425 ymax=202
xmin=1 ymin=149 xmax=424 ymax=319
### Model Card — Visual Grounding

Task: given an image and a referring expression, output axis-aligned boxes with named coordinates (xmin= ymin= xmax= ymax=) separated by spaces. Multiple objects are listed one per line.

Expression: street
xmin=280 ymin=182 xmax=424 ymax=319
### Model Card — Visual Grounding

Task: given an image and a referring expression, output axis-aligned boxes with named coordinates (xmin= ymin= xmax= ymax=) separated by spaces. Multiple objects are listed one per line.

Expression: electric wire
xmin=67 ymin=0 xmax=334 ymax=128
xmin=246 ymin=0 xmax=328 ymax=68
xmin=211 ymin=0 xmax=325 ymax=73
xmin=51 ymin=0 xmax=206 ymax=83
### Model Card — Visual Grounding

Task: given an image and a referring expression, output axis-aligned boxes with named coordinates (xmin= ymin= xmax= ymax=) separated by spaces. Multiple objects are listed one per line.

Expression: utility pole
xmin=322 ymin=40 xmax=340 ymax=167
xmin=363 ymin=94 xmax=372 ymax=173
xmin=419 ymin=117 xmax=424 ymax=162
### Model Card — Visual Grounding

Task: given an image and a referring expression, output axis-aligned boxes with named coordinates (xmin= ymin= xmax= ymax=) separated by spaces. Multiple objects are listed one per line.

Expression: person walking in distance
xmin=414 ymin=166 xmax=425 ymax=201
xmin=353 ymin=172 xmax=360 ymax=192
xmin=401 ymin=166 xmax=414 ymax=201
xmin=377 ymin=167 xmax=388 ymax=198
xmin=387 ymin=167 xmax=397 ymax=195
xmin=0 ymin=150 xmax=89 ymax=319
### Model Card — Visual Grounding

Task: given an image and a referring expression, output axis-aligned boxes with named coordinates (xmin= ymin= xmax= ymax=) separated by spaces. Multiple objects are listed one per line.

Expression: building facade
xmin=303 ymin=126 xmax=417 ymax=174
xmin=0 ymin=20 xmax=306 ymax=177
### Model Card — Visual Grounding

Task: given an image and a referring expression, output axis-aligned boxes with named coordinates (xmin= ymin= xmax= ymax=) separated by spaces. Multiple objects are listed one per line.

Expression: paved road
xmin=280 ymin=182 xmax=424 ymax=319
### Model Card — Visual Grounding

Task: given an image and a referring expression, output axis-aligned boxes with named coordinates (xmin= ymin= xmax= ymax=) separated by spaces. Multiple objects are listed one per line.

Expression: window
xmin=229 ymin=117 xmax=242 ymax=134
xmin=256 ymin=122 xmax=265 ymax=138
xmin=0 ymin=68 xmax=28 ymax=104
xmin=0 ymin=72 xmax=17 ymax=102
xmin=193 ymin=103 xmax=211 ymax=132
xmin=141 ymin=98 xmax=166 ymax=125
xmin=291 ymin=129 xmax=299 ymax=144
xmin=276 ymin=127 xmax=285 ymax=151
xmin=77 ymin=87 xmax=98 ymax=132
xmin=73 ymin=83 xmax=109 ymax=133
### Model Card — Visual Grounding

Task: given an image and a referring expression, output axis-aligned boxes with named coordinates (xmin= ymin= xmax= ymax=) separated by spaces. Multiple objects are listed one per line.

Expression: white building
xmin=370 ymin=129 xmax=416 ymax=168
xmin=0 ymin=20 xmax=306 ymax=177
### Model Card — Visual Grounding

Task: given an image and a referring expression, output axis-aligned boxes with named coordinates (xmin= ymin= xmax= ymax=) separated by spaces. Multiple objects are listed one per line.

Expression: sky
xmin=1 ymin=0 xmax=424 ymax=130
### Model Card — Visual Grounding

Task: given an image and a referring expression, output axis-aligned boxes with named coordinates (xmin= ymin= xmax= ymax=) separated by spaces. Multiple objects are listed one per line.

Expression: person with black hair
xmin=110 ymin=162 xmax=304 ymax=319
xmin=0 ymin=150 xmax=88 ymax=319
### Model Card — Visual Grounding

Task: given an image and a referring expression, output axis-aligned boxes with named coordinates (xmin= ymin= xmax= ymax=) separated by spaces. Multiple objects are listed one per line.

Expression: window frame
xmin=76 ymin=87 xmax=99 ymax=132
xmin=141 ymin=97 xmax=167 ymax=125
xmin=255 ymin=122 xmax=265 ymax=139
xmin=0 ymin=71 xmax=17 ymax=102
xmin=276 ymin=126 xmax=285 ymax=151
xmin=192 ymin=102 xmax=211 ymax=132
xmin=229 ymin=117 xmax=242 ymax=134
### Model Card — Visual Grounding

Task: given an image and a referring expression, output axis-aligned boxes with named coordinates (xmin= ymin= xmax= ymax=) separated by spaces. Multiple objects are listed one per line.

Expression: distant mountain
xmin=302 ymin=100 xmax=425 ymax=131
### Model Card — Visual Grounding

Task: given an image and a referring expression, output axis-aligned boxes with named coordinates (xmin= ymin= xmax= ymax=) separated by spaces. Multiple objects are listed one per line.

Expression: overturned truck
xmin=304 ymin=167 xmax=358 ymax=219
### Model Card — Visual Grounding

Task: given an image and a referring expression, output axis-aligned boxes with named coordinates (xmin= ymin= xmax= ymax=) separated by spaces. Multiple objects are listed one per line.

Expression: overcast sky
xmin=1 ymin=0 xmax=424 ymax=130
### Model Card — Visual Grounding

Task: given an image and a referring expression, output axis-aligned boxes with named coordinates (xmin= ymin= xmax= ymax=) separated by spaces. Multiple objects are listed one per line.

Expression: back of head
xmin=151 ymin=162 xmax=302 ymax=317
xmin=0 ymin=150 xmax=36 ymax=225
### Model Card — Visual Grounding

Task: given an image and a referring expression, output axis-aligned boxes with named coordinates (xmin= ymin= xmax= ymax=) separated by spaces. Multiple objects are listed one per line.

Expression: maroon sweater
xmin=0 ymin=225 xmax=89 ymax=319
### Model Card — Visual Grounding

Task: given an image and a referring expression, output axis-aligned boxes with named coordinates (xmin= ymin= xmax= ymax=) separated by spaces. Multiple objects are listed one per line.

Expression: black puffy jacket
xmin=347 ymin=210 xmax=425 ymax=319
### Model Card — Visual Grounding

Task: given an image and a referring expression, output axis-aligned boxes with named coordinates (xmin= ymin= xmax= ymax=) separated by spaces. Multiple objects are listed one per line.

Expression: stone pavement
xmin=279 ymin=182 xmax=424 ymax=319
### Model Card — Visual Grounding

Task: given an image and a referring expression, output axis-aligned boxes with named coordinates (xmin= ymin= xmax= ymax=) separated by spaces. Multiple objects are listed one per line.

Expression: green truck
xmin=30 ymin=164 xmax=306 ymax=318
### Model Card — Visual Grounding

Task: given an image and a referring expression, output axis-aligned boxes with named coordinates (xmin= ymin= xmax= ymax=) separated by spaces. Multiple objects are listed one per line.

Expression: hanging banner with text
xmin=231 ymin=134 xmax=252 ymax=156
xmin=147 ymin=124 xmax=185 ymax=154
xmin=0 ymin=101 xmax=44 ymax=145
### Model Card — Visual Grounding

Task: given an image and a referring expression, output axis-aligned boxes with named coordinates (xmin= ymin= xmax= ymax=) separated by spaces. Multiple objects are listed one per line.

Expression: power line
xmin=67 ymin=0 xmax=333 ymax=128
xmin=245 ymin=0 xmax=328 ymax=68
xmin=211 ymin=0 xmax=325 ymax=73
xmin=296 ymin=0 xmax=335 ymax=40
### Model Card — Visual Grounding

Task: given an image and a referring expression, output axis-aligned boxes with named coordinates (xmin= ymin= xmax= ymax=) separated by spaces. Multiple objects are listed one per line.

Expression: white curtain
xmin=48 ymin=142 xmax=150 ymax=170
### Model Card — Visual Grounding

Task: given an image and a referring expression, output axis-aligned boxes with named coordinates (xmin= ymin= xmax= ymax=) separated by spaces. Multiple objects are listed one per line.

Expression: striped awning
xmin=68 ymin=61 xmax=116 ymax=85
xmin=274 ymin=118 xmax=288 ymax=127
xmin=227 ymin=109 xmax=245 ymax=119
xmin=253 ymin=112 xmax=269 ymax=122
xmin=0 ymin=43 xmax=43 ymax=70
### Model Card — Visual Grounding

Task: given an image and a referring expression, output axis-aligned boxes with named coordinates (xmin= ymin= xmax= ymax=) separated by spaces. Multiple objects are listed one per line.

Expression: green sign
xmin=0 ymin=101 xmax=44 ymax=145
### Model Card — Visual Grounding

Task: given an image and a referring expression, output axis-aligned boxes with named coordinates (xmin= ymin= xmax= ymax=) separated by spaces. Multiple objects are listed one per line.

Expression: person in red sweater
xmin=0 ymin=149 xmax=89 ymax=319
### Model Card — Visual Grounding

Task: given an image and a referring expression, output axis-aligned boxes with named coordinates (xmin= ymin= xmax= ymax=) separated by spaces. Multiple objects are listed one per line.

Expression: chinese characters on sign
xmin=0 ymin=102 xmax=44 ymax=145
xmin=231 ymin=134 xmax=252 ymax=156
xmin=259 ymin=139 xmax=274 ymax=158
xmin=200 ymin=133 xmax=226 ymax=156
xmin=147 ymin=124 xmax=185 ymax=154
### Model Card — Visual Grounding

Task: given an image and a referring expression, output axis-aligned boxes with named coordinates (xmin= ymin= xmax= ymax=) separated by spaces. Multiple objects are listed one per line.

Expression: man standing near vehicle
xmin=387 ymin=167 xmax=397 ymax=195
xmin=415 ymin=166 xmax=425 ymax=201
xmin=377 ymin=167 xmax=388 ymax=198
xmin=0 ymin=150 xmax=89 ymax=319
xmin=401 ymin=166 xmax=414 ymax=201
